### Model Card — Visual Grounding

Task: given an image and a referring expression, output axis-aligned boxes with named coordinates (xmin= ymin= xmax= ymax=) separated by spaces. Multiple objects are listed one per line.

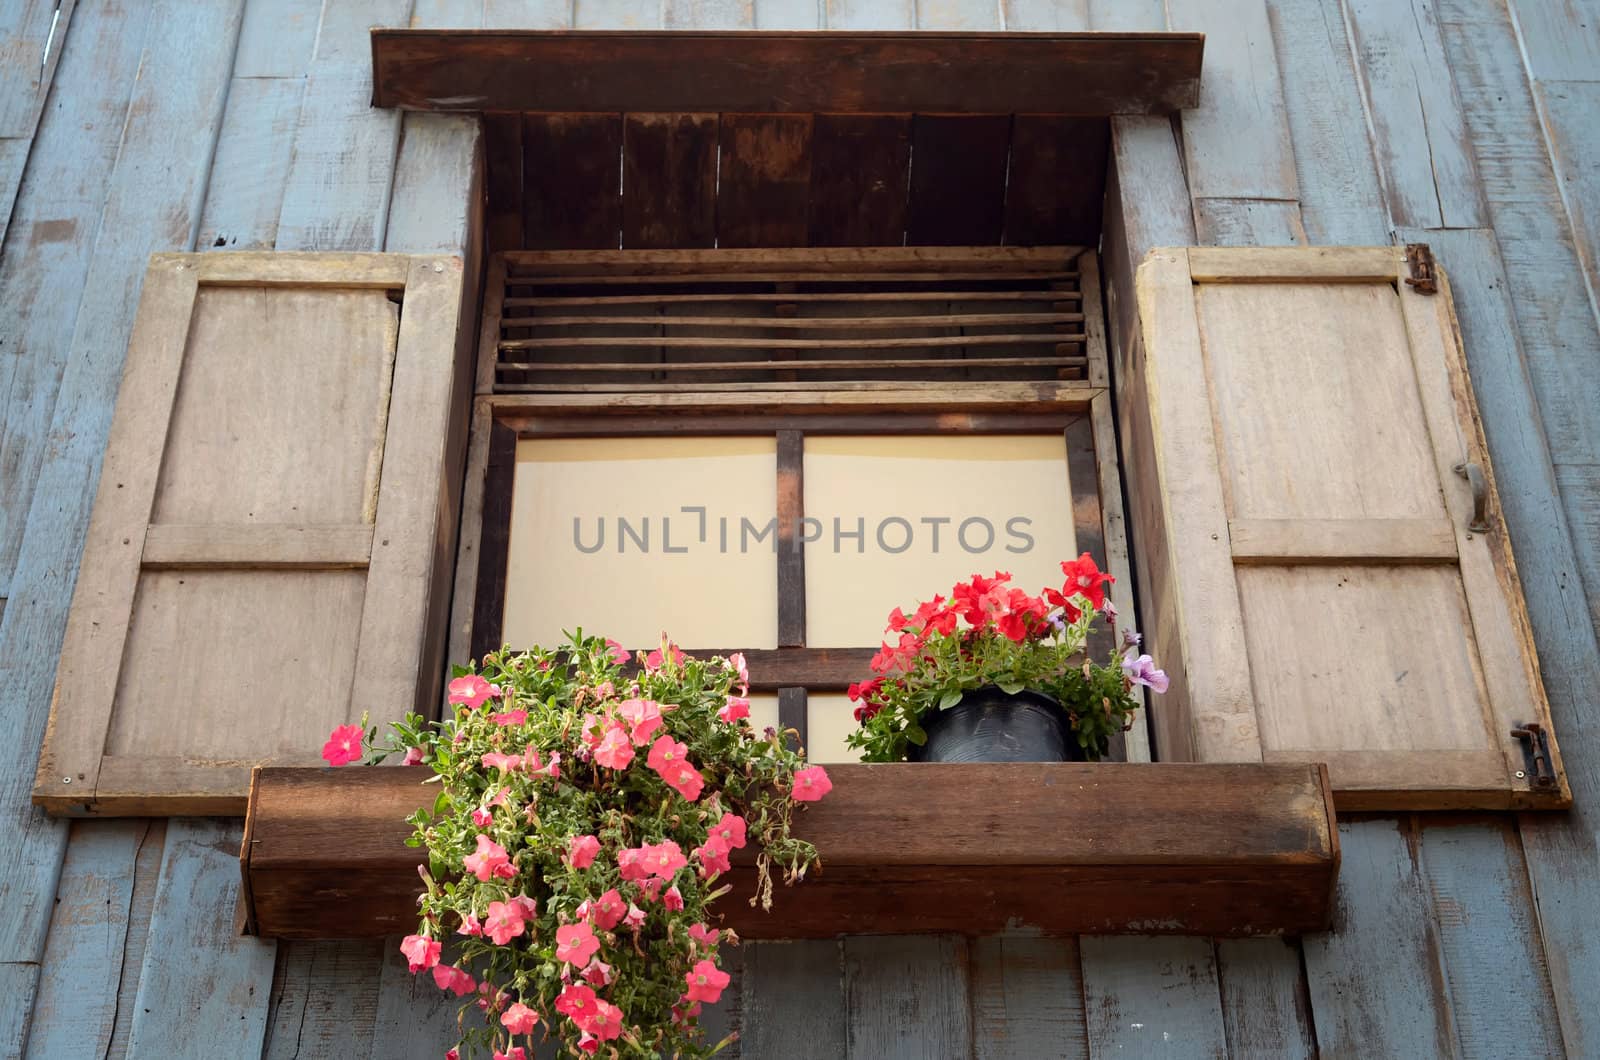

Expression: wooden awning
xmin=370 ymin=31 xmax=1205 ymax=115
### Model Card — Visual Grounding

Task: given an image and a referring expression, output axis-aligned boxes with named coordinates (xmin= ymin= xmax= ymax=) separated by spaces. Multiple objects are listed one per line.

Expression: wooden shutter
xmin=33 ymin=253 xmax=467 ymax=816
xmin=1126 ymin=246 xmax=1568 ymax=810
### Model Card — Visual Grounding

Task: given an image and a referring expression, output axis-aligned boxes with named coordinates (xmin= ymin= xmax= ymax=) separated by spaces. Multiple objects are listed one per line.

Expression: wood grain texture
xmin=622 ymin=113 xmax=719 ymax=249
xmin=906 ymin=114 xmax=1012 ymax=246
xmin=388 ymin=114 xmax=482 ymax=254
xmin=971 ymin=934 xmax=1088 ymax=1060
xmin=1538 ymin=79 xmax=1600 ymax=379
xmin=102 ymin=818 xmax=167 ymax=1060
xmin=1302 ymin=819 xmax=1457 ymax=1058
xmin=805 ymin=114 xmax=911 ymax=246
xmin=262 ymin=941 xmax=386 ymax=1059
xmin=372 ymin=31 xmax=1206 ymax=114
xmin=1003 ymin=116 xmax=1110 ymax=246
xmin=1191 ymin=198 xmax=1307 ymax=246
xmin=521 ymin=113 xmax=623 ymax=249
xmin=368 ymin=937 xmax=474 ymax=1059
xmin=1080 ymin=936 xmax=1228 ymax=1057
xmin=742 ymin=940 xmax=845 ymax=1059
xmin=1506 ymin=0 xmax=1600 ymax=82
xmin=125 ymin=820 xmax=276 ymax=1055
xmin=717 ymin=114 xmax=813 ymax=248
xmin=1004 ymin=0 xmax=1089 ymax=30
xmin=0 ymin=0 xmax=75 ymax=246
xmin=845 ymin=936 xmax=970 ymax=1060
xmin=1214 ymin=938 xmax=1315 ymax=1060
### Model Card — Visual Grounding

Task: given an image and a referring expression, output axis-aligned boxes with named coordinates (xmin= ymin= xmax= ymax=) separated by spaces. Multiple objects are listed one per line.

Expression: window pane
xmin=803 ymin=435 xmax=1078 ymax=648
xmin=503 ymin=437 xmax=778 ymax=650
xmin=806 ymin=692 xmax=864 ymax=763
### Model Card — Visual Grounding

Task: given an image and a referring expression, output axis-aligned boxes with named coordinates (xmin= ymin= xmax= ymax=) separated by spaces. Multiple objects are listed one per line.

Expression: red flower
xmin=997 ymin=590 xmax=1049 ymax=642
xmin=1057 ymin=552 xmax=1114 ymax=611
xmin=792 ymin=766 xmax=832 ymax=802
xmin=645 ymin=840 xmax=688 ymax=879
xmin=321 ymin=724 xmax=363 ymax=767
xmin=952 ymin=572 xmax=1013 ymax=624
xmin=484 ymin=900 xmax=528 ymax=945
xmin=886 ymin=606 xmax=910 ymax=632
xmin=684 ymin=959 xmax=732 ymax=1004
xmin=870 ymin=631 xmax=925 ymax=674
xmin=556 ymin=983 xmax=598 ymax=1022
xmin=588 ymin=999 xmax=625 ymax=1041
xmin=688 ymin=923 xmax=720 ymax=948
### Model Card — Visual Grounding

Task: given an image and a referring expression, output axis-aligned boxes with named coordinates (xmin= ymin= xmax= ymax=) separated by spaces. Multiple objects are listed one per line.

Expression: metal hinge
xmin=1511 ymin=722 xmax=1558 ymax=792
xmin=1404 ymin=243 xmax=1438 ymax=294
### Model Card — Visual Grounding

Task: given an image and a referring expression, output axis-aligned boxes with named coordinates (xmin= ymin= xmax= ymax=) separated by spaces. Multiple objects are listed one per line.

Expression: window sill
xmin=239 ymin=762 xmax=1338 ymax=940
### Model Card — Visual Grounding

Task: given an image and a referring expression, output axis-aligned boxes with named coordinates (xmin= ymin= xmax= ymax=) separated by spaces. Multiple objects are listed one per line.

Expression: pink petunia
xmin=684 ymin=959 xmax=731 ymax=1004
xmin=322 ymin=724 xmax=364 ymax=767
xmin=484 ymin=900 xmax=528 ymax=945
xmin=400 ymin=934 xmax=440 ymax=974
xmin=663 ymin=884 xmax=685 ymax=911
xmin=696 ymin=835 xmax=732 ymax=878
xmin=687 ymin=923 xmax=720 ymax=948
xmin=491 ymin=708 xmax=528 ymax=727
xmin=718 ymin=695 xmax=750 ymax=724
xmin=636 ymin=877 xmax=664 ymax=903
xmin=447 ymin=1048 xmax=460 ymax=1060
xmin=457 ymin=912 xmax=482 ymax=937
xmin=605 ymin=639 xmax=630 ymax=665
xmin=401 ymin=745 xmax=425 ymax=766
xmin=709 ymin=812 xmax=747 ymax=850
xmin=463 ymin=834 xmax=514 ymax=882
xmin=481 ymin=752 xmax=522 ymax=773
xmin=493 ymin=1049 xmax=526 ymax=1060
xmin=555 ymin=982 xmax=598 ymax=1023
xmin=728 ymin=651 xmax=750 ymax=695
xmin=568 ymin=834 xmax=601 ymax=869
xmin=432 ymin=964 xmax=476 ymax=997
xmin=577 ymin=1033 xmax=600 ymax=1054
xmin=501 ymin=1002 xmax=540 ymax=1036
xmin=623 ymin=902 xmax=647 ymax=931
xmin=525 ymin=746 xmax=561 ymax=778
xmin=617 ymin=846 xmax=649 ymax=882
xmin=672 ymin=1001 xmax=703 ymax=1025
xmin=647 ymin=734 xmax=690 ymax=777
xmin=471 ymin=805 xmax=493 ymax=828
xmin=589 ymin=888 xmax=625 ymax=931
xmin=645 ymin=639 xmax=684 ymax=672
xmin=645 ymin=840 xmax=688 ymax=879
xmin=555 ymin=922 xmax=600 ymax=967
xmin=593 ymin=723 xmax=635 ymax=770
xmin=588 ymin=999 xmax=625 ymax=1042
xmin=447 ymin=674 xmax=501 ymax=708
xmin=617 ymin=698 xmax=664 ymax=745
xmin=792 ymin=765 xmax=832 ymax=802
xmin=581 ymin=957 xmax=613 ymax=987
xmin=666 ymin=762 xmax=705 ymax=802
xmin=579 ymin=712 xmax=606 ymax=749
xmin=510 ymin=894 xmax=538 ymax=920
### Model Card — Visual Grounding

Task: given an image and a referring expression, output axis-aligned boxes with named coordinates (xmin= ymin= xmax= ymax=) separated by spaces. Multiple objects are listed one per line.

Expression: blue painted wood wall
xmin=1 ymin=0 xmax=1598 ymax=1056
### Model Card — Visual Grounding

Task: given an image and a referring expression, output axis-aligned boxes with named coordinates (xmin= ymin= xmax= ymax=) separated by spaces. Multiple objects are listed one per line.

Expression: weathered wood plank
xmin=198 ymin=77 xmax=308 ymax=251
xmin=98 ymin=818 xmax=167 ymax=1060
xmin=698 ymin=943 xmax=743 ymax=1056
xmin=0 ymin=0 xmax=74 ymax=247
xmin=368 ymin=936 xmax=473 ymax=1059
xmin=826 ymin=0 xmax=913 ymax=28
xmin=1418 ymin=818 xmax=1565 ymax=1059
xmin=263 ymin=941 xmax=387 ymax=1059
xmin=1342 ymin=0 xmax=1486 ymax=229
xmin=622 ymin=112 xmax=719 ymax=249
xmin=1080 ymin=937 xmax=1228 ymax=1057
xmin=1538 ymin=79 xmax=1600 ymax=351
xmin=971 ymin=934 xmax=1088 ymax=1060
xmin=387 ymin=115 xmax=481 ymax=253
xmin=906 ymin=114 xmax=1012 ymax=245
xmin=1003 ymin=116 xmax=1110 ymax=246
xmin=232 ymin=0 xmax=321 ymax=77
xmin=481 ymin=0 xmax=568 ymax=27
xmin=717 ymin=114 xmax=813 ymax=248
xmin=1004 ymin=0 xmax=1089 ymax=30
xmin=522 ymin=114 xmax=623 ymax=249
xmin=914 ymin=0 xmax=999 ymax=29
xmin=1302 ymin=819 xmax=1457 ymax=1057
xmin=483 ymin=112 xmax=524 ymax=251
xmin=845 ymin=936 xmax=970 ymax=1060
xmin=125 ymin=820 xmax=276 ymax=1055
xmin=0 ymin=964 xmax=37 ymax=1060
xmin=1191 ymin=199 xmax=1306 ymax=247
xmin=1214 ymin=938 xmax=1315 ymax=1060
xmin=1506 ymin=0 xmax=1600 ymax=82
xmin=743 ymin=941 xmax=845 ymax=1059
xmin=666 ymin=0 xmax=755 ymax=27
xmin=806 ymin=114 xmax=911 ymax=246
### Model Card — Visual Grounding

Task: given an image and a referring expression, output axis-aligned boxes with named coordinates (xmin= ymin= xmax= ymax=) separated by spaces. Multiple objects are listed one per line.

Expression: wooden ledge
xmin=240 ymin=763 xmax=1338 ymax=940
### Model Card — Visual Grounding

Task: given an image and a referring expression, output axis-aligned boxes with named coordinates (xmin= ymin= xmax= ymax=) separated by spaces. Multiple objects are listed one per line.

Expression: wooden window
xmin=32 ymin=253 xmax=470 ymax=816
xmin=1123 ymin=246 xmax=1569 ymax=810
xmin=458 ymin=245 xmax=1144 ymax=763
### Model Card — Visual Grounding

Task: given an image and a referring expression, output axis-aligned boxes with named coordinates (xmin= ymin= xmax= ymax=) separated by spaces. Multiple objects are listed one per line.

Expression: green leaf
xmin=997 ymin=680 xmax=1024 ymax=695
xmin=906 ymin=725 xmax=928 ymax=746
xmin=432 ymin=789 xmax=451 ymax=816
xmin=937 ymin=689 xmax=963 ymax=711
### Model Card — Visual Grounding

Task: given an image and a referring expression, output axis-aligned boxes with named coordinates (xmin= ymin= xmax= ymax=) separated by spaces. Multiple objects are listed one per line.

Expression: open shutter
xmin=1126 ymin=246 xmax=1568 ymax=810
xmin=33 ymin=253 xmax=466 ymax=816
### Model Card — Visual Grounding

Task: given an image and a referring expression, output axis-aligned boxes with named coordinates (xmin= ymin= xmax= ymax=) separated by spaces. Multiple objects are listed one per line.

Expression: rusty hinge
xmin=1511 ymin=722 xmax=1558 ymax=792
xmin=1404 ymin=243 xmax=1438 ymax=294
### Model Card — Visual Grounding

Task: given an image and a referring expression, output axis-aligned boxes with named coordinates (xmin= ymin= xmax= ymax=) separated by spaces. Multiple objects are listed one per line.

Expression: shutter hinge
xmin=1510 ymin=722 xmax=1559 ymax=792
xmin=1404 ymin=243 xmax=1438 ymax=294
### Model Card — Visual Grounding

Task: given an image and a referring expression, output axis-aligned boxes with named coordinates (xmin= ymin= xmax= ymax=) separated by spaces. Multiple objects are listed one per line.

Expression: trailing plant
xmin=845 ymin=554 xmax=1165 ymax=761
xmin=322 ymin=633 xmax=830 ymax=1059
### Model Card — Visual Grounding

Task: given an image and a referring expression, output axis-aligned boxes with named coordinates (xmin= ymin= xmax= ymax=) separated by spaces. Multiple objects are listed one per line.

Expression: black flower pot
xmin=907 ymin=686 xmax=1085 ymax=763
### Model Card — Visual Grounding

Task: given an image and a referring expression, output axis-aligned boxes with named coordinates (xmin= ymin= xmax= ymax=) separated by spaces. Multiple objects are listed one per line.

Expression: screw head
xmin=61 ymin=776 xmax=71 ymax=784
xmin=1515 ymin=770 xmax=1527 ymax=779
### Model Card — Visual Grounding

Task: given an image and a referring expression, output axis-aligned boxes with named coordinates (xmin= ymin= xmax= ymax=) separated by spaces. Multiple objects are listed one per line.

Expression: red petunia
xmin=321 ymin=724 xmax=364 ymax=767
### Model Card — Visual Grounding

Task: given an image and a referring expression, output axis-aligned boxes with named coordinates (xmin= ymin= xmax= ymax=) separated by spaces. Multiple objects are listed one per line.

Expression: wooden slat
xmin=806 ymin=113 xmax=911 ymax=246
xmin=504 ymin=245 xmax=1080 ymax=272
xmin=971 ymin=935 xmax=1088 ymax=1060
xmin=190 ymin=251 xmax=412 ymax=286
xmin=508 ymin=289 xmax=1082 ymax=307
xmin=499 ymin=357 xmax=1088 ymax=375
xmin=717 ymin=113 xmax=813 ymax=248
xmin=776 ymin=431 xmax=806 ymax=648
xmin=845 ymin=936 xmax=971 ymax=1058
xmin=1264 ymin=750 xmax=1513 ymax=811
xmin=1215 ymin=938 xmax=1316 ymax=1060
xmin=622 ymin=112 xmax=718 ymax=249
xmin=501 ymin=333 xmax=1073 ymax=350
xmin=469 ymin=421 xmax=517 ymax=662
xmin=262 ymin=941 xmax=387 ymax=1059
xmin=141 ymin=525 xmax=375 ymax=569
xmin=1228 ymin=518 xmax=1458 ymax=564
xmin=509 ymin=270 xmax=1077 ymax=286
xmin=372 ymin=31 xmax=1207 ymax=113
xmin=742 ymin=941 xmax=845 ymax=1059
xmin=521 ymin=113 xmax=622 ymax=249
xmin=1080 ymin=937 xmax=1229 ymax=1056
xmin=489 ymin=382 xmax=1099 ymax=413
xmin=1185 ymin=245 xmax=1400 ymax=282
xmin=906 ymin=114 xmax=1012 ymax=246
xmin=509 ymin=312 xmax=1085 ymax=328
xmin=1003 ymin=116 xmax=1111 ymax=246
xmin=482 ymin=112 xmax=524 ymax=251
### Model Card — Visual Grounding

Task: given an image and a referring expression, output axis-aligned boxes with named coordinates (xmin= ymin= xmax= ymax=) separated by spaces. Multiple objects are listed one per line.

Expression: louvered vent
xmin=491 ymin=250 xmax=1088 ymax=392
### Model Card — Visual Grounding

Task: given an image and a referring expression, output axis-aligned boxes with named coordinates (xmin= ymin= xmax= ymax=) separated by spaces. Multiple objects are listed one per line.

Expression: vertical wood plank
xmin=743 ymin=940 xmax=845 ymax=1060
xmin=1079 ymin=936 xmax=1227 ymax=1058
xmin=484 ymin=113 xmax=525 ymax=251
xmin=198 ymin=77 xmax=308 ymax=250
xmin=776 ymin=430 xmax=806 ymax=647
xmin=971 ymin=934 xmax=1088 ymax=1060
xmin=1003 ymin=0 xmax=1089 ymax=30
xmin=0 ymin=964 xmax=37 ymax=1060
xmin=844 ymin=935 xmax=971 ymax=1060
xmin=369 ymin=937 xmax=472 ymax=1059
xmin=806 ymin=114 xmax=911 ymax=247
xmin=1214 ymin=938 xmax=1315 ymax=1060
xmin=1505 ymin=0 xmax=1600 ymax=82
xmin=125 ymin=820 xmax=276 ymax=1055
xmin=388 ymin=116 xmax=482 ymax=254
xmin=698 ymin=941 xmax=743 ymax=1056
xmin=826 ymin=0 xmax=914 ymax=28
xmin=1302 ymin=819 xmax=1458 ymax=1058
xmin=665 ymin=0 xmax=756 ymax=26
xmin=1100 ymin=115 xmax=1194 ymax=361
xmin=756 ymin=0 xmax=820 ymax=27
xmin=913 ymin=0 xmax=999 ymax=29
xmin=622 ymin=112 xmax=719 ymax=250
xmin=522 ymin=113 xmax=623 ymax=249
xmin=101 ymin=819 xmax=168 ymax=1060
xmin=717 ymin=114 xmax=814 ymax=248
xmin=1342 ymin=0 xmax=1486 ymax=229
xmin=263 ymin=941 xmax=388 ymax=1058
xmin=906 ymin=114 xmax=1012 ymax=246
xmin=482 ymin=0 xmax=571 ymax=26
xmin=1003 ymin=117 xmax=1110 ymax=246
xmin=0 ymin=0 xmax=75 ymax=247
xmin=573 ymin=0 xmax=660 ymax=28
xmin=1537 ymin=80 xmax=1600 ymax=344
xmin=231 ymin=0 xmax=321 ymax=77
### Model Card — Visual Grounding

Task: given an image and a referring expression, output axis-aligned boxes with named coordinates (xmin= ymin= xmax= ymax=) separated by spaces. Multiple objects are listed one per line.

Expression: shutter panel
xmin=33 ymin=252 xmax=466 ymax=815
xmin=1127 ymin=246 xmax=1568 ymax=810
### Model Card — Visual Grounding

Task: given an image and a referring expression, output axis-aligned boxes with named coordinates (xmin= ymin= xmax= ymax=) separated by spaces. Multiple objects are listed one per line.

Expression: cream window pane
xmin=804 ymin=435 xmax=1078 ymax=648
xmin=746 ymin=693 xmax=781 ymax=737
xmin=806 ymin=693 xmax=864 ymax=763
xmin=503 ymin=437 xmax=778 ymax=650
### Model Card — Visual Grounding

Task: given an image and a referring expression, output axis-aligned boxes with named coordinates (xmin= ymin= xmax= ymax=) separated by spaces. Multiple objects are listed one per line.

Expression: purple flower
xmin=1121 ymin=628 xmax=1142 ymax=650
xmin=1122 ymin=650 xmax=1169 ymax=693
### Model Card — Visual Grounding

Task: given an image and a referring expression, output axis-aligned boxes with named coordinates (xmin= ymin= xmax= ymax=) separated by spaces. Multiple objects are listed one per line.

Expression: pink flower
xmin=589 ymin=888 xmax=625 ymax=931
xmin=623 ymin=902 xmax=647 ymax=931
xmin=511 ymin=894 xmax=537 ymax=920
xmin=666 ymin=762 xmax=705 ymax=802
xmin=645 ymin=639 xmax=684 ymax=672
xmin=647 ymin=735 xmax=699 ymax=797
xmin=663 ymin=885 xmax=684 ymax=911
xmin=493 ymin=1049 xmax=526 ymax=1060
xmin=684 ymin=959 xmax=731 ymax=1004
xmin=501 ymin=1002 xmax=540 ymax=1035
xmin=593 ymin=723 xmax=635 ymax=770
xmin=555 ymin=922 xmax=600 ymax=967
xmin=1122 ymin=651 xmax=1170 ymax=693
xmin=673 ymin=1001 xmax=703 ymax=1025
xmin=605 ymin=638 xmax=630 ymax=665
xmin=481 ymin=752 xmax=522 ymax=773
xmin=710 ymin=812 xmax=747 ymax=850
xmin=432 ymin=964 xmax=476 ymax=996
xmin=457 ymin=912 xmax=482 ymax=937
xmin=792 ymin=765 xmax=832 ymax=802
xmin=463 ymin=835 xmax=513 ymax=881
xmin=401 ymin=746 xmax=425 ymax=766
xmin=696 ymin=835 xmax=732 ymax=878
xmin=581 ymin=957 xmax=613 ymax=987
xmin=447 ymin=1049 xmax=460 ymax=1060
xmin=447 ymin=674 xmax=501 ymax=708
xmin=568 ymin=834 xmax=601 ymax=869
xmin=617 ymin=698 xmax=664 ymax=745
xmin=579 ymin=712 xmax=606 ymax=749
xmin=525 ymin=746 xmax=560 ymax=778
xmin=577 ymin=1033 xmax=600 ymax=1054
xmin=400 ymin=934 xmax=440 ymax=973
xmin=485 ymin=900 xmax=528 ymax=945
xmin=617 ymin=846 xmax=649 ymax=882
xmin=718 ymin=695 xmax=751 ymax=724
xmin=471 ymin=805 xmax=493 ymax=828
xmin=645 ymin=840 xmax=688 ymax=879
xmin=492 ymin=708 xmax=528 ymax=727
xmin=636 ymin=877 xmax=664 ymax=903
xmin=688 ymin=923 xmax=720 ymax=948
xmin=588 ymin=999 xmax=625 ymax=1041
xmin=321 ymin=724 xmax=363 ymax=767
xmin=556 ymin=982 xmax=597 ymax=1023
xmin=728 ymin=651 xmax=750 ymax=694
